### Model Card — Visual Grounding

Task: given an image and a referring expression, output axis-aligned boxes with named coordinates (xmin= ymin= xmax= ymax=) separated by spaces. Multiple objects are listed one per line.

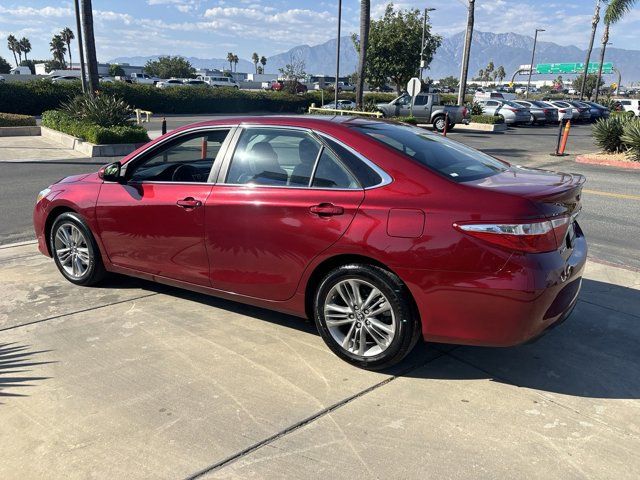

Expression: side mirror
xmin=98 ymin=161 xmax=123 ymax=182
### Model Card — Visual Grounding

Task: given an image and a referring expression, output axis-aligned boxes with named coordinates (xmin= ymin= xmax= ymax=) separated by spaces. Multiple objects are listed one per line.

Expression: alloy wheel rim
xmin=436 ymin=118 xmax=445 ymax=130
xmin=54 ymin=223 xmax=90 ymax=278
xmin=324 ymin=279 xmax=396 ymax=357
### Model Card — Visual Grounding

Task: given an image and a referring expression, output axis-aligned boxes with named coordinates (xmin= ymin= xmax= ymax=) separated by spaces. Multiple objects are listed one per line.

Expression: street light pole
xmin=334 ymin=0 xmax=342 ymax=107
xmin=418 ymin=7 xmax=436 ymax=82
xmin=457 ymin=0 xmax=474 ymax=106
xmin=525 ymin=28 xmax=544 ymax=99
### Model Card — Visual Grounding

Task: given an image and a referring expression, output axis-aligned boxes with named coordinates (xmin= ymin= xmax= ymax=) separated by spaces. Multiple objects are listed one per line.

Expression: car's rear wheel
xmin=433 ymin=115 xmax=446 ymax=132
xmin=314 ymin=264 xmax=420 ymax=370
xmin=50 ymin=212 xmax=106 ymax=286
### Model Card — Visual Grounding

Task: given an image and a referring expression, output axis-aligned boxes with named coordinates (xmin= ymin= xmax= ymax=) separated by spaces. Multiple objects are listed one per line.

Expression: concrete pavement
xmin=1 ymin=243 xmax=639 ymax=479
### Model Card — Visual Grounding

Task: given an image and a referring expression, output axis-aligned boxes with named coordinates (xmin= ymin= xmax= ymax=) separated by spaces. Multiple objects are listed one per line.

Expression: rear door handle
xmin=310 ymin=203 xmax=344 ymax=216
xmin=176 ymin=197 xmax=202 ymax=209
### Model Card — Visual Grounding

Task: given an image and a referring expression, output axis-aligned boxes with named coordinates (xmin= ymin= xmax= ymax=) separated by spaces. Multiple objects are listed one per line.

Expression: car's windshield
xmin=504 ymin=101 xmax=523 ymax=108
xmin=352 ymin=122 xmax=508 ymax=182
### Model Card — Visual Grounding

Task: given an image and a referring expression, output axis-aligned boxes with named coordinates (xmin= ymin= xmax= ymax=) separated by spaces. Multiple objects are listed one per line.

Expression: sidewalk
xmin=0 ymin=135 xmax=85 ymax=162
xmin=1 ymin=243 xmax=639 ymax=479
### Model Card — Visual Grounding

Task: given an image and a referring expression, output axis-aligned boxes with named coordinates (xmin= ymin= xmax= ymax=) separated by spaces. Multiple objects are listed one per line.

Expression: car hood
xmin=56 ymin=172 xmax=98 ymax=184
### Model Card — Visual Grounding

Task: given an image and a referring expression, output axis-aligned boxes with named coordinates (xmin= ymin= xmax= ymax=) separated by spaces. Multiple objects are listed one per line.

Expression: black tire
xmin=50 ymin=212 xmax=106 ymax=286
xmin=432 ymin=115 xmax=446 ymax=133
xmin=313 ymin=264 xmax=421 ymax=370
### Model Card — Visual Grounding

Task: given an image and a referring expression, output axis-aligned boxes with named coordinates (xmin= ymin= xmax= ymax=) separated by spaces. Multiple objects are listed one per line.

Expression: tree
xmin=50 ymin=35 xmax=67 ymax=66
xmin=144 ymin=56 xmax=195 ymax=79
xmin=252 ymin=52 xmax=259 ymax=73
xmin=0 ymin=56 xmax=11 ymax=74
xmin=7 ymin=35 xmax=19 ymax=67
xmin=496 ymin=65 xmax=506 ymax=83
xmin=232 ymin=54 xmax=239 ymax=73
xmin=81 ymin=0 xmax=99 ymax=93
xmin=355 ymin=0 xmax=370 ymax=108
xmin=109 ymin=64 xmax=125 ymax=77
xmin=354 ymin=4 xmax=441 ymax=94
xmin=579 ymin=0 xmax=602 ymax=100
xmin=61 ymin=28 xmax=74 ymax=68
xmin=438 ymin=75 xmax=459 ymax=90
xmin=476 ymin=69 xmax=484 ymax=81
xmin=44 ymin=59 xmax=65 ymax=73
xmin=595 ymin=0 xmax=637 ymax=102
xmin=277 ymin=53 xmax=306 ymax=93
xmin=18 ymin=37 xmax=31 ymax=62
xmin=260 ymin=55 xmax=267 ymax=73
xmin=226 ymin=52 xmax=234 ymax=71
xmin=572 ymin=74 xmax=603 ymax=99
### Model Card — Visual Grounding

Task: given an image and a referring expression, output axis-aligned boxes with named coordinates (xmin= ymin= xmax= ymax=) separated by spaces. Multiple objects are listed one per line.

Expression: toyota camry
xmin=34 ymin=116 xmax=586 ymax=369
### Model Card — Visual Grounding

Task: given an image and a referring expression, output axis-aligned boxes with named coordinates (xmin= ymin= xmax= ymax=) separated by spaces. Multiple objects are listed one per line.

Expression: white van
xmin=474 ymin=91 xmax=516 ymax=102
xmin=198 ymin=75 xmax=239 ymax=89
xmin=614 ymin=98 xmax=640 ymax=117
xmin=10 ymin=66 xmax=31 ymax=75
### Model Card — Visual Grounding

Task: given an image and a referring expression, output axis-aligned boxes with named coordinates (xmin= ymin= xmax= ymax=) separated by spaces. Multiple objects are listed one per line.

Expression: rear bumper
xmin=397 ymin=227 xmax=587 ymax=347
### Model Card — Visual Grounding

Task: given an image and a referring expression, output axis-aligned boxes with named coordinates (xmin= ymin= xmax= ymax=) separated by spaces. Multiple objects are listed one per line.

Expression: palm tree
xmin=232 ymin=54 xmax=239 ymax=72
xmin=595 ymin=0 xmax=637 ymax=102
xmin=579 ymin=0 xmax=602 ymax=100
xmin=7 ymin=35 xmax=19 ymax=67
xmin=226 ymin=52 xmax=234 ymax=72
xmin=16 ymin=42 xmax=23 ymax=64
xmin=61 ymin=28 xmax=75 ymax=68
xmin=356 ymin=0 xmax=370 ymax=108
xmin=252 ymin=52 xmax=259 ymax=73
xmin=19 ymin=37 xmax=31 ymax=62
xmin=260 ymin=55 xmax=267 ymax=73
xmin=496 ymin=65 xmax=506 ymax=83
xmin=50 ymin=35 xmax=67 ymax=66
xmin=81 ymin=0 xmax=99 ymax=92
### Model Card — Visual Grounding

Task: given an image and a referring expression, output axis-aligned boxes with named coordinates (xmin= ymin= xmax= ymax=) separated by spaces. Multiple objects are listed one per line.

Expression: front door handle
xmin=310 ymin=203 xmax=344 ymax=216
xmin=176 ymin=197 xmax=202 ymax=209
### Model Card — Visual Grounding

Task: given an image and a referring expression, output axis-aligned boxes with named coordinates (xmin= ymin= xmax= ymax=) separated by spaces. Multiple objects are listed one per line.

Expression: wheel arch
xmin=303 ymin=254 xmax=421 ymax=327
xmin=44 ymin=206 xmax=77 ymax=255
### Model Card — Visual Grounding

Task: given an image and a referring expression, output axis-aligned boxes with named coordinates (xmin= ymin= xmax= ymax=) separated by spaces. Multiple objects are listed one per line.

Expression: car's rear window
xmin=352 ymin=122 xmax=508 ymax=182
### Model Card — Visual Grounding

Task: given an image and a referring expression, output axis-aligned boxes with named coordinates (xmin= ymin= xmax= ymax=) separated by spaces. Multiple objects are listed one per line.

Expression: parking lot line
xmin=583 ymin=189 xmax=640 ymax=201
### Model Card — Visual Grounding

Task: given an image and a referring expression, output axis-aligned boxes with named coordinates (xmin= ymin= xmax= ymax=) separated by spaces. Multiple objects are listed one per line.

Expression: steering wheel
xmin=172 ymin=164 xmax=200 ymax=182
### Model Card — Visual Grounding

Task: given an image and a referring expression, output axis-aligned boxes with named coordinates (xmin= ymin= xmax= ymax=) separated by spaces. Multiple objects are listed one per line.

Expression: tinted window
xmin=322 ymin=136 xmax=382 ymax=188
xmin=486 ymin=101 xmax=499 ymax=106
xmin=312 ymin=148 xmax=358 ymax=189
xmin=352 ymin=122 xmax=508 ymax=183
xmin=531 ymin=101 xmax=549 ymax=108
xmin=129 ymin=130 xmax=229 ymax=183
xmin=414 ymin=95 xmax=428 ymax=106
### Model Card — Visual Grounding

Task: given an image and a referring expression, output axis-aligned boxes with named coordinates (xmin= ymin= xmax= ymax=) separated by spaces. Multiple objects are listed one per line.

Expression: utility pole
xmin=334 ymin=0 xmax=342 ymax=107
xmin=457 ymin=0 xmax=474 ymax=106
xmin=73 ymin=0 xmax=87 ymax=93
xmin=580 ymin=0 xmax=601 ymax=100
xmin=525 ymin=28 xmax=544 ymax=99
xmin=418 ymin=7 xmax=436 ymax=82
xmin=80 ymin=0 xmax=99 ymax=93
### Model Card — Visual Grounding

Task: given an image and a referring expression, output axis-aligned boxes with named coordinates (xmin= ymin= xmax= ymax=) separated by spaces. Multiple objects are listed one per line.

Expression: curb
xmin=0 ymin=240 xmax=38 ymax=249
xmin=40 ymin=126 xmax=146 ymax=157
xmin=0 ymin=126 xmax=41 ymax=137
xmin=576 ymin=154 xmax=640 ymax=170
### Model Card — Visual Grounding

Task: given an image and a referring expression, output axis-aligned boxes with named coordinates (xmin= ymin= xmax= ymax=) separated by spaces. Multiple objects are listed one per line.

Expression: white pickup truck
xmin=130 ymin=73 xmax=157 ymax=85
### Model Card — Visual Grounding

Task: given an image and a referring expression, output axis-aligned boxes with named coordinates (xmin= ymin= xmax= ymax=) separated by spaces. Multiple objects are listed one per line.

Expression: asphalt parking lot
xmin=1 ymin=121 xmax=640 ymax=478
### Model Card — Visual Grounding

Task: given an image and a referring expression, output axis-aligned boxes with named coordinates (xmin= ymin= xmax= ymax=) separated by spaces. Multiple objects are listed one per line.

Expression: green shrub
xmin=593 ymin=116 xmax=627 ymax=153
xmin=0 ymin=80 xmax=81 ymax=115
xmin=42 ymin=110 xmax=149 ymax=144
xmin=470 ymin=114 xmax=504 ymax=124
xmin=394 ymin=116 xmax=418 ymax=125
xmin=0 ymin=112 xmax=36 ymax=127
xmin=621 ymin=118 xmax=640 ymax=162
xmin=468 ymin=101 xmax=484 ymax=116
xmin=62 ymin=93 xmax=133 ymax=127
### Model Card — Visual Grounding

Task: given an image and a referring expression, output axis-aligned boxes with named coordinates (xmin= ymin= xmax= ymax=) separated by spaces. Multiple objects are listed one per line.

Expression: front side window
xmin=414 ymin=96 xmax=428 ymax=106
xmin=225 ymin=127 xmax=359 ymax=189
xmin=128 ymin=130 xmax=229 ymax=183
xmin=352 ymin=122 xmax=508 ymax=183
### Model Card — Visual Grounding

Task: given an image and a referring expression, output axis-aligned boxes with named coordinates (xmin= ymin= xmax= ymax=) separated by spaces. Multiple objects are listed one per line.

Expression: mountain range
xmin=109 ymin=31 xmax=640 ymax=83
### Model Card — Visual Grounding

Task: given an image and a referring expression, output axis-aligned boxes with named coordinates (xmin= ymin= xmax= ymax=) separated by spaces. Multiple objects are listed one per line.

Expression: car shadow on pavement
xmin=405 ymin=278 xmax=640 ymax=400
xmin=0 ymin=343 xmax=55 ymax=403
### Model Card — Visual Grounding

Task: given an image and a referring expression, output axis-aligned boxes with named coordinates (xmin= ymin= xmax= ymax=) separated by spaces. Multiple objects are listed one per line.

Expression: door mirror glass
xmin=99 ymin=161 xmax=122 ymax=182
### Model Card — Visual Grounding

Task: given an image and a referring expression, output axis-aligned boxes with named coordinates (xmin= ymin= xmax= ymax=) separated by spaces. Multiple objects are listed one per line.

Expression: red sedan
xmin=33 ymin=116 xmax=586 ymax=369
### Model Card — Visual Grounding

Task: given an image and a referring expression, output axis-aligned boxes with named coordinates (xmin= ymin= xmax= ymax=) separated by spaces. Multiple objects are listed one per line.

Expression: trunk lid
xmin=465 ymin=166 xmax=585 ymax=217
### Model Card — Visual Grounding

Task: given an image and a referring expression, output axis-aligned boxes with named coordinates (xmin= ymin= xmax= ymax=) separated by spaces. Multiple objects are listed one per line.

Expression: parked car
xmin=98 ymin=76 xmax=115 ymax=84
xmin=376 ymin=93 xmax=469 ymax=132
xmin=477 ymin=99 xmax=531 ymax=125
xmin=567 ymin=88 xmax=578 ymax=95
xmin=513 ymin=100 xmax=557 ymax=125
xmin=374 ymin=84 xmax=394 ymax=93
xmin=335 ymin=82 xmax=355 ymax=92
xmin=474 ymin=91 xmax=516 ymax=102
xmin=515 ymin=86 xmax=537 ymax=95
xmin=566 ymin=101 xmax=592 ymax=122
xmin=613 ymin=98 xmax=640 ymax=117
xmin=33 ymin=116 xmax=586 ymax=369
xmin=156 ymin=78 xmax=184 ymax=89
xmin=581 ymin=101 xmax=610 ymax=121
xmin=183 ymin=79 xmax=208 ymax=87
xmin=130 ymin=73 xmax=157 ymax=85
xmin=322 ymin=100 xmax=357 ymax=110
xmin=51 ymin=75 xmax=81 ymax=84
xmin=546 ymin=101 xmax=578 ymax=121
xmin=198 ymin=75 xmax=239 ymax=89
xmin=267 ymin=80 xmax=308 ymax=93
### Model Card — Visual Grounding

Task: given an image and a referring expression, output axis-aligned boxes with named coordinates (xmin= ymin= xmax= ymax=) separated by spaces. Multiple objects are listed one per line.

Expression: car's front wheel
xmin=50 ymin=212 xmax=106 ymax=286
xmin=314 ymin=264 xmax=420 ymax=370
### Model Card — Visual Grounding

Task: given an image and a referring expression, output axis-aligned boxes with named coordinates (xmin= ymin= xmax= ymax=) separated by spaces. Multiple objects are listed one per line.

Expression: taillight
xmin=506 ymin=108 xmax=517 ymax=112
xmin=559 ymin=109 xmax=567 ymax=113
xmin=453 ymin=216 xmax=570 ymax=253
xmin=462 ymin=106 xmax=468 ymax=116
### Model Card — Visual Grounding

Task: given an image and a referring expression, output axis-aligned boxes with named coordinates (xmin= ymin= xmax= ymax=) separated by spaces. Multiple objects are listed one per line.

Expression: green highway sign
xmin=535 ymin=62 xmax=613 ymax=75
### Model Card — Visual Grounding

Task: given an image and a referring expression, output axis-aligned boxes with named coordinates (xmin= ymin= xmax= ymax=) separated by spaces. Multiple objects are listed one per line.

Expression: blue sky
xmin=1 ymin=0 xmax=638 ymax=62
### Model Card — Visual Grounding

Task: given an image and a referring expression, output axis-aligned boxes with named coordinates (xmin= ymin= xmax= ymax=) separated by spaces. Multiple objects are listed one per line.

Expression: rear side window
xmin=352 ymin=122 xmax=508 ymax=183
xmin=322 ymin=136 xmax=382 ymax=188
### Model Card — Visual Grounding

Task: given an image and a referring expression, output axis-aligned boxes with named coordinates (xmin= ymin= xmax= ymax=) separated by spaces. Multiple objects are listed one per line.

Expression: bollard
xmin=161 ymin=117 xmax=167 ymax=135
xmin=558 ymin=120 xmax=571 ymax=155
xmin=551 ymin=119 xmax=566 ymax=156
xmin=443 ymin=112 xmax=449 ymax=136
